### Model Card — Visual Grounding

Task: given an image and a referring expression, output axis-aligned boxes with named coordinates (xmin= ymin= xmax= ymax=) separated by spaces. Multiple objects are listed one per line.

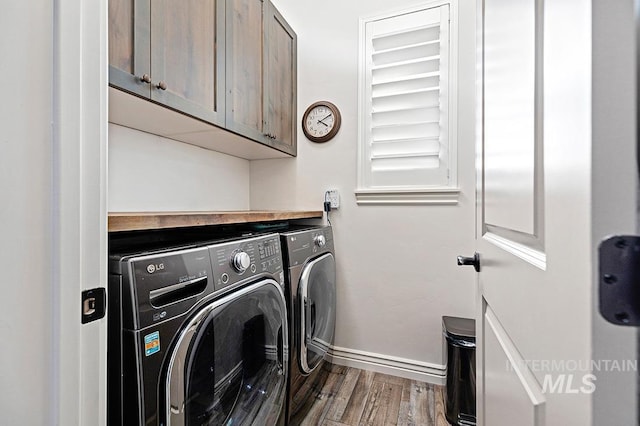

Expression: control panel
xmin=209 ymin=234 xmax=283 ymax=292
xmin=282 ymin=226 xmax=334 ymax=267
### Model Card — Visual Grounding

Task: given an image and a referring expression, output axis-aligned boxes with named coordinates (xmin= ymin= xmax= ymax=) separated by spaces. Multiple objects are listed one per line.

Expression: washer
xmin=108 ymin=233 xmax=288 ymax=425
xmin=280 ymin=225 xmax=336 ymax=424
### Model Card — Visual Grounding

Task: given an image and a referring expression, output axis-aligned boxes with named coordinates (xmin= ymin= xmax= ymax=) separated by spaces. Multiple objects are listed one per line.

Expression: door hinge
xmin=599 ymin=236 xmax=640 ymax=326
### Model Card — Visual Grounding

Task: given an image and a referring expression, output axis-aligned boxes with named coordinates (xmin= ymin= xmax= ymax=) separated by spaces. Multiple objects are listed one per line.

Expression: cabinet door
xmin=225 ymin=0 xmax=267 ymax=142
xmin=151 ymin=0 xmax=225 ymax=126
xmin=108 ymin=0 xmax=151 ymax=97
xmin=264 ymin=2 xmax=297 ymax=155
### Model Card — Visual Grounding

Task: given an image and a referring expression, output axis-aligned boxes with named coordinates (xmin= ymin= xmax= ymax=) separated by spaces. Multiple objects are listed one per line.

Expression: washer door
xmin=165 ymin=279 xmax=288 ymax=425
xmin=299 ymin=253 xmax=336 ymax=374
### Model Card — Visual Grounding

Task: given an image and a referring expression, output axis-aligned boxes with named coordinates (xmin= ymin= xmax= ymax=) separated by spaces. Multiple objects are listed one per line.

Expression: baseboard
xmin=327 ymin=345 xmax=446 ymax=386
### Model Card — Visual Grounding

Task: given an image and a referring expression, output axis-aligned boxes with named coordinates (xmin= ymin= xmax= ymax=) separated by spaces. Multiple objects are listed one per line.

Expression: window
xmin=357 ymin=1 xmax=458 ymax=205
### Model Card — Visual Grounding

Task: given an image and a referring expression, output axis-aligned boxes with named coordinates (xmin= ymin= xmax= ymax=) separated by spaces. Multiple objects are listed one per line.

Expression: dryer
xmin=108 ymin=233 xmax=288 ymax=425
xmin=280 ymin=225 xmax=336 ymax=424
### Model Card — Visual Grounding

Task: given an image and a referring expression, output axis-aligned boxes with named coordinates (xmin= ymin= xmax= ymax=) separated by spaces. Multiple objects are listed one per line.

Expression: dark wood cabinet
xmin=109 ymin=0 xmax=297 ymax=157
xmin=151 ymin=0 xmax=225 ymax=125
xmin=109 ymin=0 xmax=151 ymax=99
xmin=108 ymin=0 xmax=137 ymax=82
xmin=264 ymin=3 xmax=297 ymax=154
xmin=109 ymin=0 xmax=225 ymax=127
xmin=225 ymin=0 xmax=297 ymax=155
xmin=225 ymin=0 xmax=265 ymax=140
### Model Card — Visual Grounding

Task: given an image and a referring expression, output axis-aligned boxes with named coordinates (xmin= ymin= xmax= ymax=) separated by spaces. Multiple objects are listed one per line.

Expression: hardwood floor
xmin=298 ymin=365 xmax=451 ymax=426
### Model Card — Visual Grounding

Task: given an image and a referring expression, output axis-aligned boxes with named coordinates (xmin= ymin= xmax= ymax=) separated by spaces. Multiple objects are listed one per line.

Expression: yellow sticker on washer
xmin=144 ymin=331 xmax=160 ymax=356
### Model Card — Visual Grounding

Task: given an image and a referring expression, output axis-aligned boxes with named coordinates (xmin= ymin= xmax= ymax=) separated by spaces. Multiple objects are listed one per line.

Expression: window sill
xmin=354 ymin=188 xmax=460 ymax=205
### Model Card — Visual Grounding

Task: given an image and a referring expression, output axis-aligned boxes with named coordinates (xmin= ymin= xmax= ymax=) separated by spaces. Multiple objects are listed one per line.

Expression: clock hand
xmin=318 ymin=113 xmax=333 ymax=125
xmin=317 ymin=120 xmax=329 ymax=127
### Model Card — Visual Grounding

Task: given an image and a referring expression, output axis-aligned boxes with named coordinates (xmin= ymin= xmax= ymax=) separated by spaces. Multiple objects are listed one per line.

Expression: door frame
xmin=54 ymin=0 xmax=108 ymax=424
xmin=591 ymin=0 xmax=638 ymax=423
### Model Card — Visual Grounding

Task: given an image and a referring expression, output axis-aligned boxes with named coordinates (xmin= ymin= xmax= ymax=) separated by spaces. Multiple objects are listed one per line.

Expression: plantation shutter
xmin=363 ymin=5 xmax=450 ymax=188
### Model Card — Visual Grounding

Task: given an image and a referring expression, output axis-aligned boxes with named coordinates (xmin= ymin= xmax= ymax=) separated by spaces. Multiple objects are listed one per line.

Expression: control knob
xmin=231 ymin=251 xmax=251 ymax=273
xmin=314 ymin=235 xmax=326 ymax=248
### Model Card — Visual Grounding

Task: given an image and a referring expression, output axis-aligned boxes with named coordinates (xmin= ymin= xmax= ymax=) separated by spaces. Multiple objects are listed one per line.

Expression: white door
xmin=472 ymin=0 xmax=638 ymax=425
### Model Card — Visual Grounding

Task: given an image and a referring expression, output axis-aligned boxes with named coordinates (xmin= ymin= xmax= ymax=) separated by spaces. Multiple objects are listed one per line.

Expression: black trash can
xmin=442 ymin=316 xmax=476 ymax=426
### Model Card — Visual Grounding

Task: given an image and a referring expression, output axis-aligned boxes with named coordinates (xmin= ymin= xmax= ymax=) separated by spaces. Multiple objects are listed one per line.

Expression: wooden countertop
xmin=108 ymin=210 xmax=323 ymax=232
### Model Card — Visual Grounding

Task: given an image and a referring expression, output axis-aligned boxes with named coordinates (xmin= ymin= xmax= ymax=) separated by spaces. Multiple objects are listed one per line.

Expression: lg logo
xmin=147 ymin=263 xmax=165 ymax=274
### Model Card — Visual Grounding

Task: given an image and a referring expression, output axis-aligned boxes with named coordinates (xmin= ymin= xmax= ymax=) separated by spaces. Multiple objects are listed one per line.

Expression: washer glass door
xmin=299 ymin=253 xmax=336 ymax=374
xmin=165 ymin=280 xmax=288 ymax=425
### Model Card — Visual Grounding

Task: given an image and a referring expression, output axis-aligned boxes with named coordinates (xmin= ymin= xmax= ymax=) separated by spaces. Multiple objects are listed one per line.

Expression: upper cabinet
xmin=109 ymin=0 xmax=225 ymax=126
xmin=226 ymin=0 xmax=297 ymax=155
xmin=265 ymin=4 xmax=297 ymax=154
xmin=108 ymin=0 xmax=296 ymax=157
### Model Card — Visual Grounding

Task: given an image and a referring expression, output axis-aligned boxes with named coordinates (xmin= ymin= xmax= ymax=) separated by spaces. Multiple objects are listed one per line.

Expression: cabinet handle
xmin=156 ymin=81 xmax=167 ymax=91
xmin=140 ymin=74 xmax=152 ymax=84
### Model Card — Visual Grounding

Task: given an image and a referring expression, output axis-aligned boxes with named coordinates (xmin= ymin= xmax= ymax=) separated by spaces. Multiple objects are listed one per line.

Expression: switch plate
xmin=326 ymin=190 xmax=340 ymax=209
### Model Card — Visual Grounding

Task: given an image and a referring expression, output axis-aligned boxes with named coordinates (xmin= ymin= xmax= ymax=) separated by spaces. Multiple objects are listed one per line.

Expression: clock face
xmin=302 ymin=101 xmax=341 ymax=143
xmin=305 ymin=106 xmax=335 ymax=137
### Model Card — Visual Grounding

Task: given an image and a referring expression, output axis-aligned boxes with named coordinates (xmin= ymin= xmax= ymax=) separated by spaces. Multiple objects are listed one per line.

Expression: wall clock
xmin=302 ymin=101 xmax=342 ymax=143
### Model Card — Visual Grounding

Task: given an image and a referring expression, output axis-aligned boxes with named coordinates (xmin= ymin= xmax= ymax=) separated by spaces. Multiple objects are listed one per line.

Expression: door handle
xmin=310 ymin=302 xmax=317 ymax=337
xmin=277 ymin=325 xmax=284 ymax=374
xmin=457 ymin=252 xmax=480 ymax=272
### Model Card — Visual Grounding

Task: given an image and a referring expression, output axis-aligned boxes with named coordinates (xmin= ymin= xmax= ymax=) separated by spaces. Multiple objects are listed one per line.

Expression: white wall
xmin=0 ymin=1 xmax=54 ymax=423
xmin=252 ymin=0 xmax=477 ymax=378
xmin=108 ymin=124 xmax=250 ymax=212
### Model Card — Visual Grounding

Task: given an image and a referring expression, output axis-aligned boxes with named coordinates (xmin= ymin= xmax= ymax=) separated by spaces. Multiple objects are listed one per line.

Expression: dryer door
xmin=299 ymin=253 xmax=336 ymax=374
xmin=164 ymin=280 xmax=288 ymax=426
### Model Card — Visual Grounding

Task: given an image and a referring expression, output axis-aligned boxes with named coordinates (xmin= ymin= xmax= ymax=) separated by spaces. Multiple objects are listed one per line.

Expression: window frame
xmin=356 ymin=0 xmax=459 ymax=205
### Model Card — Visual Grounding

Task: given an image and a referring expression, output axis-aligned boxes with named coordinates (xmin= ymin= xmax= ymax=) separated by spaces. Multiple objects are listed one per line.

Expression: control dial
xmin=231 ymin=251 xmax=251 ymax=273
xmin=314 ymin=235 xmax=326 ymax=248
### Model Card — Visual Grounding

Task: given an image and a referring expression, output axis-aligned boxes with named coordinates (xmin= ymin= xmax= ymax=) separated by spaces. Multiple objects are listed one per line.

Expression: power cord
xmin=324 ymin=191 xmax=332 ymax=226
